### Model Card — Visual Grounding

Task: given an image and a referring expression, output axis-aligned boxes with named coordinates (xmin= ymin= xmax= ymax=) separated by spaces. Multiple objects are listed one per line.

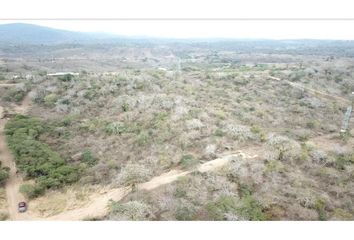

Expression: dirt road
xmin=1 ymin=90 xmax=260 ymax=220
xmin=0 ymin=83 xmax=22 ymax=88
xmin=268 ymin=75 xmax=351 ymax=105
xmin=0 ymin=94 xmax=31 ymax=220
xmin=46 ymin=151 xmax=258 ymax=220
xmin=1 ymin=76 xmax=352 ymax=220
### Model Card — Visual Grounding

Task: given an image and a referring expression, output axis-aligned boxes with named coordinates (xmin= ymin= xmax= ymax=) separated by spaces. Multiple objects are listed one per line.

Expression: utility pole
xmin=340 ymin=92 xmax=354 ymax=135
xmin=174 ymin=57 xmax=181 ymax=81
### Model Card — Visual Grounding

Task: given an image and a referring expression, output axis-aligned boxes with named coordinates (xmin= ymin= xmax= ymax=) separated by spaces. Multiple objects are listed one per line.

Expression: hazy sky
xmin=1 ymin=20 xmax=354 ymax=40
xmin=1 ymin=0 xmax=354 ymax=39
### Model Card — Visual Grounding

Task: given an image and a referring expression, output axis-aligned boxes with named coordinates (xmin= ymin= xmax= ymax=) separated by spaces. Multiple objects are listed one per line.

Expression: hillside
xmin=0 ymin=38 xmax=353 ymax=221
xmin=0 ymin=23 xmax=118 ymax=44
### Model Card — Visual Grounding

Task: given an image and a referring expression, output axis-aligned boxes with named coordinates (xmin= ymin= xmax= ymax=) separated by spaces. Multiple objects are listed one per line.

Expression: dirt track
xmin=268 ymin=75 xmax=351 ymax=105
xmin=0 ymin=83 xmax=21 ymax=88
xmin=0 ymin=95 xmax=31 ymax=220
xmin=46 ymin=151 xmax=258 ymax=220
xmin=0 ymin=90 xmax=260 ymax=221
xmin=1 ymin=78 xmax=351 ymax=220
xmin=55 ymin=74 xmax=351 ymax=220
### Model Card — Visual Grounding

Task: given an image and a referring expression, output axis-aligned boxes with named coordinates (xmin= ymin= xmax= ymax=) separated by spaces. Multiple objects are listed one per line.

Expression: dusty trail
xmin=0 ymin=83 xmax=21 ymax=88
xmin=268 ymin=76 xmax=351 ymax=105
xmin=39 ymin=133 xmax=352 ymax=221
xmin=1 ymin=89 xmax=260 ymax=220
xmin=309 ymin=130 xmax=354 ymax=151
xmin=0 ymin=94 xmax=31 ymax=220
xmin=46 ymin=151 xmax=258 ymax=220
xmin=2 ymin=76 xmax=349 ymax=220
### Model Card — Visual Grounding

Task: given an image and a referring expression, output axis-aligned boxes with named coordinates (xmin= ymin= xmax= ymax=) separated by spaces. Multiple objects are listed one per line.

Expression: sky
xmin=1 ymin=20 xmax=354 ymax=40
xmin=1 ymin=0 xmax=354 ymax=39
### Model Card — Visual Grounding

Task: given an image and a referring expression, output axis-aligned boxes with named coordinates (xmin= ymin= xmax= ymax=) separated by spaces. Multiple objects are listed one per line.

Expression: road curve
xmin=1 ymin=92 xmax=259 ymax=221
xmin=46 ymin=151 xmax=258 ymax=220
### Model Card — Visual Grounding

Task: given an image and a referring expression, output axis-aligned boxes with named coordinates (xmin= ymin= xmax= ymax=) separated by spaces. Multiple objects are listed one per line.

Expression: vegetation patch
xmin=314 ymin=198 xmax=327 ymax=221
xmin=81 ymin=150 xmax=98 ymax=167
xmin=334 ymin=152 xmax=354 ymax=170
xmin=179 ymin=154 xmax=199 ymax=169
xmin=108 ymin=200 xmax=152 ymax=220
xmin=0 ymin=162 xmax=10 ymax=185
xmin=5 ymin=115 xmax=80 ymax=198
xmin=116 ymin=163 xmax=152 ymax=189
xmin=175 ymin=204 xmax=197 ymax=220
xmin=206 ymin=194 xmax=266 ymax=221
xmin=2 ymin=88 xmax=27 ymax=102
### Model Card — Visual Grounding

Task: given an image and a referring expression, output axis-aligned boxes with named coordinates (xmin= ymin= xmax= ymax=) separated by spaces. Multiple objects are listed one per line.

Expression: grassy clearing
xmin=30 ymin=185 xmax=94 ymax=217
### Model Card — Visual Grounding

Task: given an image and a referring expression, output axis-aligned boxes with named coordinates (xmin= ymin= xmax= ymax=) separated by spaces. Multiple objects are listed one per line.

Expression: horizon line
xmin=2 ymin=18 xmax=354 ymax=21
xmin=2 ymin=21 xmax=354 ymax=41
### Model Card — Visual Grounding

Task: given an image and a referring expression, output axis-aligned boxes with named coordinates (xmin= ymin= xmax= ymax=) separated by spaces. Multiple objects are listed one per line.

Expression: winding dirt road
xmin=46 ymin=151 xmax=258 ymax=220
xmin=268 ymin=75 xmax=351 ymax=105
xmin=1 ymin=89 xmax=260 ymax=220
xmin=0 ymin=83 xmax=22 ymax=88
xmin=3 ymin=76 xmax=349 ymax=220
xmin=0 ymin=94 xmax=31 ymax=220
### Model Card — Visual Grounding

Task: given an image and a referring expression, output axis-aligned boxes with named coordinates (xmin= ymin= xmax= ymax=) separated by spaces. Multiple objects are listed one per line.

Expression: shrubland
xmin=0 ymin=42 xmax=353 ymax=220
xmin=0 ymin=162 xmax=9 ymax=185
xmin=5 ymin=115 xmax=81 ymax=198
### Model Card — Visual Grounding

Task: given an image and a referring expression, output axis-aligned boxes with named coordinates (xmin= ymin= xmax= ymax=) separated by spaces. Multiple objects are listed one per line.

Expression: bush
xmin=109 ymin=200 xmax=152 ymax=220
xmin=121 ymin=102 xmax=129 ymax=112
xmin=0 ymin=168 xmax=9 ymax=185
xmin=175 ymin=204 xmax=197 ymax=220
xmin=250 ymin=125 xmax=262 ymax=134
xmin=264 ymin=160 xmax=285 ymax=174
xmin=267 ymin=134 xmax=301 ymax=162
xmin=214 ymin=128 xmax=225 ymax=137
xmin=334 ymin=153 xmax=354 ymax=170
xmin=179 ymin=154 xmax=198 ymax=169
xmin=57 ymin=74 xmax=73 ymax=82
xmin=236 ymin=195 xmax=266 ymax=221
xmin=206 ymin=195 xmax=266 ymax=221
xmin=173 ymin=186 xmax=187 ymax=198
xmin=117 ymin=163 xmax=152 ymax=188
xmin=19 ymin=184 xmax=45 ymax=199
xmin=314 ymin=198 xmax=327 ymax=221
xmin=2 ymin=89 xmax=26 ymax=102
xmin=206 ymin=196 xmax=239 ymax=220
xmin=37 ymin=70 xmax=47 ymax=76
xmin=289 ymin=70 xmax=306 ymax=82
xmin=5 ymin=115 xmax=80 ymax=196
xmin=332 ymin=208 xmax=353 ymax=220
xmin=44 ymin=93 xmax=58 ymax=107
xmin=250 ymin=124 xmax=266 ymax=142
xmin=83 ymin=89 xmax=97 ymax=100
xmin=104 ymin=122 xmax=127 ymax=135
xmin=225 ymin=124 xmax=256 ymax=142
xmin=135 ymin=131 xmax=150 ymax=146
xmin=60 ymin=114 xmax=78 ymax=127
xmin=0 ymin=162 xmax=10 ymax=185
xmin=82 ymin=149 xmax=98 ymax=166
xmin=306 ymin=120 xmax=319 ymax=129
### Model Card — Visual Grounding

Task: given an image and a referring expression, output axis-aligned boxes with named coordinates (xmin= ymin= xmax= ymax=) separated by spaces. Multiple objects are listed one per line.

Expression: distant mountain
xmin=0 ymin=23 xmax=119 ymax=44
